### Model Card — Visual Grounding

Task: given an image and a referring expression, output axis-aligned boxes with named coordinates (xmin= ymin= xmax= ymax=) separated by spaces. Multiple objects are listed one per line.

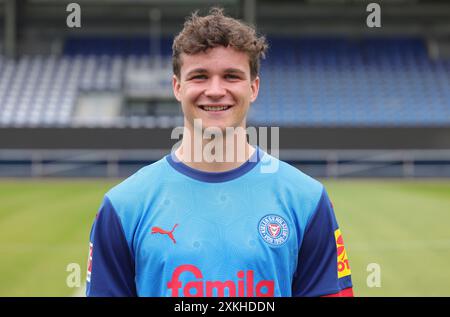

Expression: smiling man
xmin=171 ymin=11 xmax=263 ymax=172
xmin=172 ymin=45 xmax=258 ymax=172
xmin=86 ymin=8 xmax=353 ymax=297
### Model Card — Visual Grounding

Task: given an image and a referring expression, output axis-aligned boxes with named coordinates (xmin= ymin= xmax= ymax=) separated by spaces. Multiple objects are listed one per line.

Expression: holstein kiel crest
xmin=258 ymin=214 xmax=289 ymax=246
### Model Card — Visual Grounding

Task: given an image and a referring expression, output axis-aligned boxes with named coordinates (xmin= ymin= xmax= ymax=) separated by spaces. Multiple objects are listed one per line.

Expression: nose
xmin=204 ymin=76 xmax=226 ymax=99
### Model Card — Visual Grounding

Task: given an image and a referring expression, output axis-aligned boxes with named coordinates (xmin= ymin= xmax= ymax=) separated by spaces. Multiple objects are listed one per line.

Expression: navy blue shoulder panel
xmin=86 ymin=196 xmax=137 ymax=297
xmin=292 ymin=188 xmax=352 ymax=297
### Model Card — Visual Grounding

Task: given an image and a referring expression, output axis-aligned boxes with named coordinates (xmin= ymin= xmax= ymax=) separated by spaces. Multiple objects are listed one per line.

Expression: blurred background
xmin=0 ymin=0 xmax=449 ymax=296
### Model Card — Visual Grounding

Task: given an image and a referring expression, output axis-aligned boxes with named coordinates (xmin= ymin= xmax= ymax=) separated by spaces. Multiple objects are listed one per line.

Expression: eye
xmin=225 ymin=74 xmax=241 ymax=80
xmin=190 ymin=75 xmax=207 ymax=80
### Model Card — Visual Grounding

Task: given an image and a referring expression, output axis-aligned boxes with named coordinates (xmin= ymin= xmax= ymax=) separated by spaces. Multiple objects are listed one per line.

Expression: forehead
xmin=179 ymin=46 xmax=250 ymax=76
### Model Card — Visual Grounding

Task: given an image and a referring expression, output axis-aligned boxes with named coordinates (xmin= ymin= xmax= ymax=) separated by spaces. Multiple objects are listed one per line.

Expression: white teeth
xmin=202 ymin=105 xmax=230 ymax=111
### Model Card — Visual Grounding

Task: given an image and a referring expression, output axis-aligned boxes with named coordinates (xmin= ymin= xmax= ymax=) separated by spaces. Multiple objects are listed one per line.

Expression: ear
xmin=250 ymin=76 xmax=260 ymax=103
xmin=172 ymin=75 xmax=182 ymax=102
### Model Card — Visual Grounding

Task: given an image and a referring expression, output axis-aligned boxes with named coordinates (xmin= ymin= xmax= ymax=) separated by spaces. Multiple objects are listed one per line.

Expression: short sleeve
xmin=86 ymin=196 xmax=137 ymax=297
xmin=292 ymin=188 xmax=353 ymax=297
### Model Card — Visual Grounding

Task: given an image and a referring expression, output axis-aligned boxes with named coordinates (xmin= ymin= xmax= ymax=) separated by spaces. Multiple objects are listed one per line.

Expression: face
xmin=173 ymin=46 xmax=259 ymax=132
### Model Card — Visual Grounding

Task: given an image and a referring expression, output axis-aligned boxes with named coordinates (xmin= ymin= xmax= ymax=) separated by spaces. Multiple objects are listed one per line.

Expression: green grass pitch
xmin=0 ymin=178 xmax=449 ymax=296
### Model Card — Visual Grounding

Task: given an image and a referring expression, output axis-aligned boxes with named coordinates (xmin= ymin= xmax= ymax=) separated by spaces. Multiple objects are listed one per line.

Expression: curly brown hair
xmin=172 ymin=7 xmax=268 ymax=80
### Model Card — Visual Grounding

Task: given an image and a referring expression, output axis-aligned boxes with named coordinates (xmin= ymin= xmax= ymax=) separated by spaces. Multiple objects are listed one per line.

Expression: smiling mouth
xmin=199 ymin=105 xmax=233 ymax=112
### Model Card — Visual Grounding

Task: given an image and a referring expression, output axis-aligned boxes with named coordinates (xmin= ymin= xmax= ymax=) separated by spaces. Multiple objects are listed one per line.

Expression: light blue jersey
xmin=86 ymin=147 xmax=353 ymax=297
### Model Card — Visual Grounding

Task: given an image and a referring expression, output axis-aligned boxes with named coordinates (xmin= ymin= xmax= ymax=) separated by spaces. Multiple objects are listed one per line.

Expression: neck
xmin=174 ymin=125 xmax=255 ymax=173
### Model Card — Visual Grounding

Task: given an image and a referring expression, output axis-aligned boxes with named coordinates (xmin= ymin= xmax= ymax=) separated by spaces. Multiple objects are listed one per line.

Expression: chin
xmin=202 ymin=123 xmax=229 ymax=133
xmin=188 ymin=116 xmax=244 ymax=133
xmin=197 ymin=117 xmax=226 ymax=128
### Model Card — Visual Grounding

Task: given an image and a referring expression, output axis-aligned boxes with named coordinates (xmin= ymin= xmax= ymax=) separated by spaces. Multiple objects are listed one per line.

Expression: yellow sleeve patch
xmin=334 ymin=229 xmax=351 ymax=278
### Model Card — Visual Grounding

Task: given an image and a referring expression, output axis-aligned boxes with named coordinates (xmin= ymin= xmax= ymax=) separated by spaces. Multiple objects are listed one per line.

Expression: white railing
xmin=0 ymin=149 xmax=450 ymax=178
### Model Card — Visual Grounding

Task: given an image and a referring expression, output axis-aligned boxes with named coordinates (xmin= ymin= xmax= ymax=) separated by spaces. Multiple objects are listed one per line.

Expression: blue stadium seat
xmin=0 ymin=37 xmax=449 ymax=128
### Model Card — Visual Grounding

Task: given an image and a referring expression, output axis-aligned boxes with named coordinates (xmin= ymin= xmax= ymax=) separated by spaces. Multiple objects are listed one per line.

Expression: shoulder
xmin=259 ymin=152 xmax=326 ymax=221
xmin=261 ymin=152 xmax=324 ymax=197
xmin=104 ymin=156 xmax=169 ymax=219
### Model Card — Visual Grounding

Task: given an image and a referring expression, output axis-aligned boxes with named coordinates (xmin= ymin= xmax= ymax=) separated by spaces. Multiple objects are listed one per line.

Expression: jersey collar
xmin=166 ymin=146 xmax=264 ymax=183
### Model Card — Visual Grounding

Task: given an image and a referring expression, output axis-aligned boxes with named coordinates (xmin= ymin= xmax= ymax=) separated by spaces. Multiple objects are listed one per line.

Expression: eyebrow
xmin=185 ymin=68 xmax=208 ymax=78
xmin=185 ymin=68 xmax=246 ymax=78
xmin=224 ymin=68 xmax=246 ymax=75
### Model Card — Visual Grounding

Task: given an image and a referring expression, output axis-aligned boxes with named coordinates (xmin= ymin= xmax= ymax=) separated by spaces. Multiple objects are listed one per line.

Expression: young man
xmin=86 ymin=8 xmax=353 ymax=297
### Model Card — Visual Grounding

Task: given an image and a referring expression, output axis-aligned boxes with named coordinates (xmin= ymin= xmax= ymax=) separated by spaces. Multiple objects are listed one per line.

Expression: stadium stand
xmin=1 ymin=1 xmax=450 ymax=179
xmin=254 ymin=37 xmax=450 ymax=127
xmin=0 ymin=37 xmax=449 ymax=128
